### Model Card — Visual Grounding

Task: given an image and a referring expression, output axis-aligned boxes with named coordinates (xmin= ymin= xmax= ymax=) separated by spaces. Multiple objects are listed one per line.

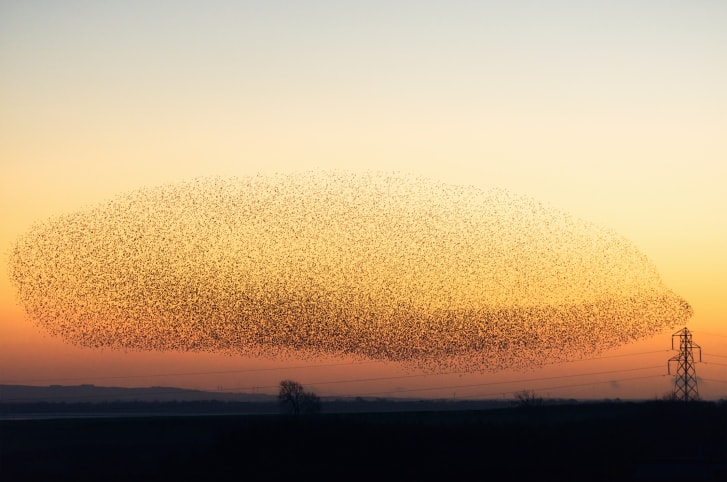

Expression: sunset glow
xmin=1 ymin=1 xmax=725 ymax=400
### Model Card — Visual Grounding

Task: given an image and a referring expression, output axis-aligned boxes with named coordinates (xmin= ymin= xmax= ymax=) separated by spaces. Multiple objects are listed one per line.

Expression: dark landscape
xmin=1 ymin=391 xmax=725 ymax=482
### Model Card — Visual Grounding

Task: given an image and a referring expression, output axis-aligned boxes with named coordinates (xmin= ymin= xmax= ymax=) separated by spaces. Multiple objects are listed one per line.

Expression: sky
xmin=1 ymin=0 xmax=725 ymax=401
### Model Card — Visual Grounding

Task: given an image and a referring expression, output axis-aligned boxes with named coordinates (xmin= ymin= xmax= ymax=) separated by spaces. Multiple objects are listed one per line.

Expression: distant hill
xmin=0 ymin=384 xmax=514 ymax=416
xmin=0 ymin=384 xmax=276 ymax=403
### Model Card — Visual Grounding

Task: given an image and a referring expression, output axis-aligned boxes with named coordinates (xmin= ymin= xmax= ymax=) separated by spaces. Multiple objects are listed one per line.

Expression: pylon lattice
xmin=668 ymin=327 xmax=701 ymax=402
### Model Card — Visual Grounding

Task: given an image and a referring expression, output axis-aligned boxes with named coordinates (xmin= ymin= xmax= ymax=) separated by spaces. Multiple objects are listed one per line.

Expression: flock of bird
xmin=9 ymin=172 xmax=693 ymax=371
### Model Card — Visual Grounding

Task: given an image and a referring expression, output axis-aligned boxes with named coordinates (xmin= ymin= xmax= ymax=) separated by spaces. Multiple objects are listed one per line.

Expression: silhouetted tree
xmin=514 ymin=389 xmax=543 ymax=408
xmin=278 ymin=380 xmax=321 ymax=415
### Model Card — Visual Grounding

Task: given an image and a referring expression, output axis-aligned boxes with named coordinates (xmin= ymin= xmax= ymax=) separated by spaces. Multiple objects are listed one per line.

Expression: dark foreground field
xmin=2 ymin=402 xmax=725 ymax=482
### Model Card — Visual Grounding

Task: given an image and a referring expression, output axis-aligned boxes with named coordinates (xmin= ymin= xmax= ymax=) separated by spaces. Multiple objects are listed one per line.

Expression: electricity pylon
xmin=667 ymin=327 xmax=701 ymax=402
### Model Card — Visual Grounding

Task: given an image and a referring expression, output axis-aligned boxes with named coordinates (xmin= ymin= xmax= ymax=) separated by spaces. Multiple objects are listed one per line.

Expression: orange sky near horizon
xmin=1 ymin=1 xmax=725 ymax=400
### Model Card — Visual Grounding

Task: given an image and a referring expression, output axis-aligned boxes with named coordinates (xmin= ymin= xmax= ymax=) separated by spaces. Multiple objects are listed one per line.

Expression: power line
xmin=87 ymin=365 xmax=670 ymax=399
xmin=1 ymin=360 xmax=379 ymax=385
xmin=349 ymin=365 xmax=665 ymax=398
xmin=7 ymin=372 xmax=722 ymax=404
xmin=700 ymin=378 xmax=727 ymax=385
xmin=221 ymin=355 xmax=674 ymax=393
xmin=223 ymin=372 xmax=435 ymax=393
xmin=2 ymin=349 xmax=674 ymax=387
xmin=691 ymin=331 xmax=727 ymax=338
xmin=225 ymin=364 xmax=668 ymax=395
xmin=460 ymin=374 xmax=668 ymax=400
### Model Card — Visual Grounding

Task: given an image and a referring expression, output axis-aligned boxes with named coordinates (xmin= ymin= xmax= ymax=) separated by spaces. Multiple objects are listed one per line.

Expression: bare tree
xmin=514 ymin=389 xmax=543 ymax=408
xmin=278 ymin=380 xmax=321 ymax=415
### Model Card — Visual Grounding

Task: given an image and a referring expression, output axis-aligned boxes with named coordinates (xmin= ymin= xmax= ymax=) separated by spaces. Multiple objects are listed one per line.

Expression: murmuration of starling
xmin=8 ymin=172 xmax=692 ymax=371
